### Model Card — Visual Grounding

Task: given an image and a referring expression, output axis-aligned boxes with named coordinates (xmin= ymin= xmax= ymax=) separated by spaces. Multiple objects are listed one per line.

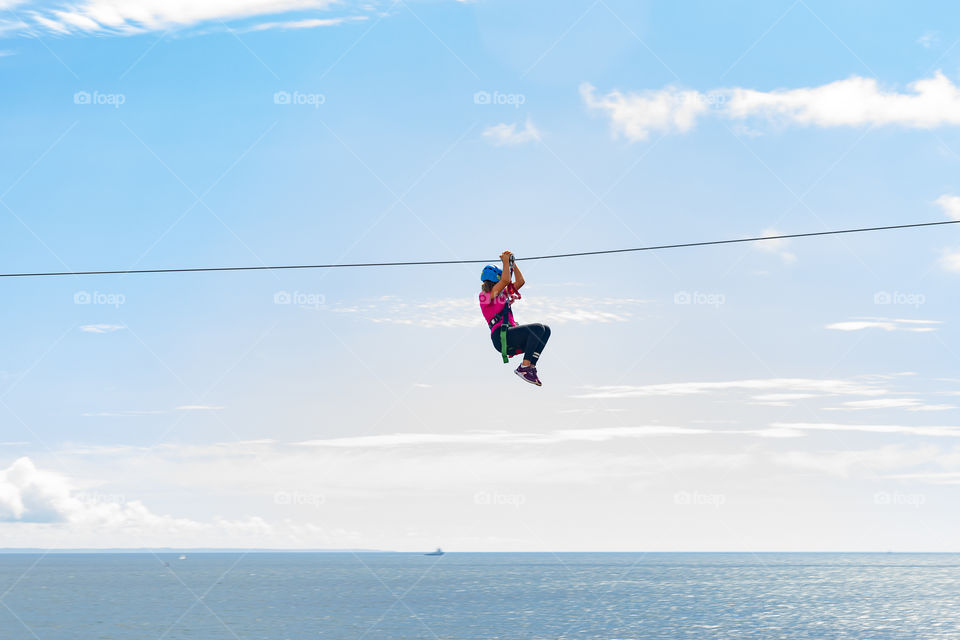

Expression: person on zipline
xmin=479 ymin=251 xmax=551 ymax=386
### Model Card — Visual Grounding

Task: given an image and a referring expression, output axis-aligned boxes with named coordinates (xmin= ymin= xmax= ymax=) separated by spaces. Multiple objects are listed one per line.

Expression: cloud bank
xmin=583 ymin=72 xmax=960 ymax=141
xmin=573 ymin=373 xmax=960 ymax=413
xmin=1 ymin=0 xmax=359 ymax=35
xmin=826 ymin=318 xmax=941 ymax=333
xmin=575 ymin=376 xmax=889 ymax=400
xmin=0 ymin=457 xmax=329 ymax=547
xmin=333 ymin=295 xmax=649 ymax=328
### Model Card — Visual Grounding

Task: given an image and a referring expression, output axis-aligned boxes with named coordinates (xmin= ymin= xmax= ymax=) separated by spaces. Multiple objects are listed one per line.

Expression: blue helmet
xmin=481 ymin=265 xmax=502 ymax=282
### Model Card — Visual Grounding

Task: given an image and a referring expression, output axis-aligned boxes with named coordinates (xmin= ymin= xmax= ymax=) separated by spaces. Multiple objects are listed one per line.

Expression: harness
xmin=487 ymin=255 xmax=522 ymax=363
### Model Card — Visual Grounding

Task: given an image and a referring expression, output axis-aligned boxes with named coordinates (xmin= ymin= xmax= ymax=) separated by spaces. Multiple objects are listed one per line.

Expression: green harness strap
xmin=499 ymin=257 xmax=516 ymax=364
xmin=500 ymin=320 xmax=509 ymax=363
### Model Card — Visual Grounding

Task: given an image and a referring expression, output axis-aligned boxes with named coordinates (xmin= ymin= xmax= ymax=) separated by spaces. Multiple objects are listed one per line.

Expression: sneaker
xmin=514 ymin=365 xmax=542 ymax=386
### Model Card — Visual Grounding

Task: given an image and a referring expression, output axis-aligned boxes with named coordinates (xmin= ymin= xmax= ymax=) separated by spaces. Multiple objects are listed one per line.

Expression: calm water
xmin=1 ymin=553 xmax=959 ymax=639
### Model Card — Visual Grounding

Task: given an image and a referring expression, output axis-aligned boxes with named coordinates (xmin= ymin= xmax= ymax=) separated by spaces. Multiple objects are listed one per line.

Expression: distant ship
xmin=424 ymin=548 xmax=444 ymax=556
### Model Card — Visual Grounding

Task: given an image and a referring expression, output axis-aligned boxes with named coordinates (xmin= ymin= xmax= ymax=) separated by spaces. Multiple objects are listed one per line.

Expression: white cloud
xmin=11 ymin=0 xmax=344 ymax=35
xmin=773 ymin=422 xmax=960 ymax=438
xmin=753 ymin=228 xmax=796 ymax=264
xmin=0 ymin=456 xmax=230 ymax=531
xmin=886 ymin=471 xmax=960 ymax=484
xmin=939 ymin=250 xmax=960 ymax=273
xmin=10 ymin=430 xmax=960 ymax=550
xmin=7 ymin=441 xmax=766 ymax=550
xmin=826 ymin=318 xmax=941 ymax=333
xmin=0 ymin=457 xmax=70 ymax=521
xmin=581 ymin=82 xmax=710 ymax=141
xmin=840 ymin=398 xmax=927 ymax=410
xmin=296 ymin=427 xmax=711 ymax=448
xmin=0 ymin=457 xmax=333 ymax=547
xmin=584 ymin=72 xmax=960 ymax=141
xmin=774 ymin=445 xmax=938 ymax=477
xmin=80 ymin=405 xmax=224 ymax=417
xmin=80 ymin=324 xmax=125 ymax=333
xmin=749 ymin=393 xmax=820 ymax=407
xmin=333 ymin=295 xmax=648 ymax=328
xmin=726 ymin=72 xmax=960 ymax=128
xmin=934 ymin=194 xmax=960 ymax=220
xmin=917 ymin=31 xmax=939 ymax=49
xmin=482 ymin=119 xmax=541 ymax=146
xmin=291 ymin=424 xmax=822 ymax=449
xmin=82 ymin=410 xmax=164 ymax=417
xmin=751 ymin=393 xmax=819 ymax=403
xmin=826 ymin=398 xmax=957 ymax=412
xmin=910 ymin=404 xmax=958 ymax=412
xmin=239 ymin=15 xmax=367 ymax=32
xmin=580 ymin=372 xmax=960 ymax=414
xmin=576 ymin=377 xmax=887 ymax=400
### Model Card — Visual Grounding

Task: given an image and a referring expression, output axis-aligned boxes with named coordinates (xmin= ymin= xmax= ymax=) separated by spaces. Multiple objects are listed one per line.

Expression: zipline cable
xmin=1 ymin=219 xmax=958 ymax=278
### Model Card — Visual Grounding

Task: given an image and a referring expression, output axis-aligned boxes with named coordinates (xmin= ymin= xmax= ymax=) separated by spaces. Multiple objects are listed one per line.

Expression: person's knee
xmin=532 ymin=324 xmax=550 ymax=344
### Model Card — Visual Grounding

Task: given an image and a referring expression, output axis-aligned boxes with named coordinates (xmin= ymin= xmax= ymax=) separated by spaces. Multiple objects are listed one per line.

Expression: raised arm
xmin=489 ymin=251 xmax=513 ymax=298
xmin=512 ymin=262 xmax=525 ymax=290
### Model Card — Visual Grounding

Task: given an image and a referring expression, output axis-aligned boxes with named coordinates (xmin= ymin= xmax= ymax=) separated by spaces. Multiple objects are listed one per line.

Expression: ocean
xmin=1 ymin=552 xmax=958 ymax=639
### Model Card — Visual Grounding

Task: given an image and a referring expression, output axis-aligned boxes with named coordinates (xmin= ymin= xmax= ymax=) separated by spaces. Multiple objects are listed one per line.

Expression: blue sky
xmin=2 ymin=0 xmax=960 ymax=551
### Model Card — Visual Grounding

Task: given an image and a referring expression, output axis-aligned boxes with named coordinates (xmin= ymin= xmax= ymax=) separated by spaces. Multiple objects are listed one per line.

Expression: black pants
xmin=491 ymin=323 xmax=551 ymax=366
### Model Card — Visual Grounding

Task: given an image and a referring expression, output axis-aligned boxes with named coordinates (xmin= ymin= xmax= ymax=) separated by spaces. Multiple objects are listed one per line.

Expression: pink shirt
xmin=479 ymin=291 xmax=516 ymax=334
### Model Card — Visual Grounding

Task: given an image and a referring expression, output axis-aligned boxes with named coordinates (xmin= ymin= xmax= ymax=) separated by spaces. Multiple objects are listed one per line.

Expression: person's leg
xmin=501 ymin=324 xmax=551 ymax=367
xmin=522 ymin=324 xmax=551 ymax=366
xmin=493 ymin=325 xmax=531 ymax=361
xmin=507 ymin=324 xmax=548 ymax=386
xmin=503 ymin=325 xmax=531 ymax=361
